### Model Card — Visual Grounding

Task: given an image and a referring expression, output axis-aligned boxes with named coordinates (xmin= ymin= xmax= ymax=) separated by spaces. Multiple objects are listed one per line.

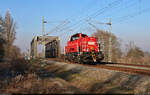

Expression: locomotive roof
xmin=72 ymin=33 xmax=88 ymax=37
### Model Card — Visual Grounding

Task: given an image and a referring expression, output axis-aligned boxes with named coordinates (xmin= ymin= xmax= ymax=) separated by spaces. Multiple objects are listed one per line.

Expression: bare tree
xmin=125 ymin=42 xmax=144 ymax=64
xmin=4 ymin=11 xmax=16 ymax=58
xmin=11 ymin=45 xmax=21 ymax=59
xmin=0 ymin=15 xmax=6 ymax=60
xmin=142 ymin=51 xmax=150 ymax=64
xmin=92 ymin=29 xmax=122 ymax=62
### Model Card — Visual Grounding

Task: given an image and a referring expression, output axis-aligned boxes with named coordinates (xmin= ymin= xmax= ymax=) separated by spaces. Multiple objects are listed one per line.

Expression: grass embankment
xmin=0 ymin=58 xmax=150 ymax=94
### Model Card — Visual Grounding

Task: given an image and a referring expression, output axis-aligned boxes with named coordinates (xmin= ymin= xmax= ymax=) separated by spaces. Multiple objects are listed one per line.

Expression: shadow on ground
xmin=34 ymin=62 xmax=150 ymax=94
xmin=35 ymin=64 xmax=83 ymax=82
xmin=89 ymin=72 xmax=145 ymax=94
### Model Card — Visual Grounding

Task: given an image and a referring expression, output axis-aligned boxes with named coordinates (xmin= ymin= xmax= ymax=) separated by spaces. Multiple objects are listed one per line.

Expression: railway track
xmin=66 ymin=61 xmax=150 ymax=76
xmin=115 ymin=63 xmax=150 ymax=68
xmin=92 ymin=64 xmax=150 ymax=76
xmin=46 ymin=58 xmax=150 ymax=76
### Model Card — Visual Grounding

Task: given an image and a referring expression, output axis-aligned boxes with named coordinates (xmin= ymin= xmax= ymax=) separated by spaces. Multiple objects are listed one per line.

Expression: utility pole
xmin=86 ymin=18 xmax=112 ymax=62
xmin=108 ymin=18 xmax=112 ymax=62
xmin=42 ymin=16 xmax=47 ymax=58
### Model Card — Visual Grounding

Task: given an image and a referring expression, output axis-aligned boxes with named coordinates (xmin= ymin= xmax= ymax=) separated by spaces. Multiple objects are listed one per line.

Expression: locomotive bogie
xmin=65 ymin=51 xmax=104 ymax=63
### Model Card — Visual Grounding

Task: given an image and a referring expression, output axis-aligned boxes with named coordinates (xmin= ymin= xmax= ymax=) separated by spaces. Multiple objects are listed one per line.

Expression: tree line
xmin=0 ymin=11 xmax=21 ymax=61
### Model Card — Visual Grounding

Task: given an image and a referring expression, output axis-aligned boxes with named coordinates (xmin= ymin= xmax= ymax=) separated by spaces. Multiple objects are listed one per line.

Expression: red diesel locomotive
xmin=64 ymin=33 xmax=104 ymax=63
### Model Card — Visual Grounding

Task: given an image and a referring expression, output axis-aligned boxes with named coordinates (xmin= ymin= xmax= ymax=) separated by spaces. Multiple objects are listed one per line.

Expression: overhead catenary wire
xmin=54 ymin=0 xmax=124 ymax=37
xmin=60 ymin=0 xmax=124 ymax=44
xmin=45 ymin=0 xmax=99 ymax=36
xmin=42 ymin=0 xmax=102 ymax=49
xmin=99 ymin=0 xmax=138 ymax=20
xmin=46 ymin=0 xmax=145 ymax=38
xmin=44 ymin=20 xmax=70 ymax=36
xmin=87 ymin=0 xmax=124 ymax=20
xmin=44 ymin=0 xmax=148 ymax=52
xmin=47 ymin=0 xmax=147 ymax=41
xmin=114 ymin=7 xmax=150 ymax=24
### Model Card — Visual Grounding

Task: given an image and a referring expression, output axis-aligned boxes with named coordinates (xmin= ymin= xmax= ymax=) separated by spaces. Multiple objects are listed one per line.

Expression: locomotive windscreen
xmin=70 ymin=33 xmax=88 ymax=41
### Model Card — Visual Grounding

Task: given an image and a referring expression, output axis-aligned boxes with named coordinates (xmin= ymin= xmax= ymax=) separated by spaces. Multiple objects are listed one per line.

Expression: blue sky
xmin=0 ymin=0 xmax=150 ymax=53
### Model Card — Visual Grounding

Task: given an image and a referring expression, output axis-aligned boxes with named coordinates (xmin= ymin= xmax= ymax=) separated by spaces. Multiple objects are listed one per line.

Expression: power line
xmin=53 ymin=0 xmax=144 ymax=42
xmin=88 ymin=0 xmax=123 ymax=20
xmin=99 ymin=0 xmax=137 ymax=20
xmin=44 ymin=20 xmax=69 ymax=36
xmin=55 ymin=0 xmax=124 ymax=36
xmin=46 ymin=0 xmax=99 ymax=36
xmin=114 ymin=7 xmax=150 ymax=24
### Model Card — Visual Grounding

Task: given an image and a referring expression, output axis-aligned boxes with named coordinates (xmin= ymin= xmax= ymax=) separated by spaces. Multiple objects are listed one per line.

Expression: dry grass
xmin=0 ymin=73 xmax=85 ymax=94
xmin=10 ymin=58 xmax=29 ymax=74
xmin=0 ymin=58 xmax=86 ymax=94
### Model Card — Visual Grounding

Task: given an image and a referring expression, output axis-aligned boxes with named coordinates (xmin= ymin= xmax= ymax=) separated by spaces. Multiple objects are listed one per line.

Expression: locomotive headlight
xmin=98 ymin=48 xmax=99 ymax=52
xmin=88 ymin=42 xmax=95 ymax=45
xmin=87 ymin=48 xmax=89 ymax=52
